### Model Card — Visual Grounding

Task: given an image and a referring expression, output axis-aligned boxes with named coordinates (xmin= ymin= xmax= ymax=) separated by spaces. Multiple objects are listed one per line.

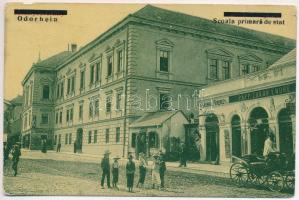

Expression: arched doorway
xmin=231 ymin=115 xmax=241 ymax=157
xmin=248 ymin=107 xmax=269 ymax=156
xmin=278 ymin=108 xmax=293 ymax=155
xmin=205 ymin=114 xmax=219 ymax=162
xmin=76 ymin=128 xmax=83 ymax=153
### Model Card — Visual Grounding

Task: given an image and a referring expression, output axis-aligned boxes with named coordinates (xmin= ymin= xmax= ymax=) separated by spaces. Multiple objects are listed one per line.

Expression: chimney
xmin=71 ymin=43 xmax=77 ymax=52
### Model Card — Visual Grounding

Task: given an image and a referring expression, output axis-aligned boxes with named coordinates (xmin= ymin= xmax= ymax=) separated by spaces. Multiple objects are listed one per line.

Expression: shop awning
xmin=130 ymin=110 xmax=183 ymax=128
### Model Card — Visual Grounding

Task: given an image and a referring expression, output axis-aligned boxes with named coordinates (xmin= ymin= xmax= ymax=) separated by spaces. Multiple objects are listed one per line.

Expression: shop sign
xmin=229 ymin=83 xmax=295 ymax=103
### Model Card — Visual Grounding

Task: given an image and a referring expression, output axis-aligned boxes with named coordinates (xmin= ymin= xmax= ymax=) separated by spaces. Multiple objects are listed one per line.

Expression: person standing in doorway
xmin=100 ymin=150 xmax=111 ymax=189
xmin=137 ymin=152 xmax=147 ymax=188
xmin=11 ymin=143 xmax=21 ymax=176
xmin=159 ymin=150 xmax=166 ymax=189
xmin=112 ymin=156 xmax=120 ymax=190
xmin=126 ymin=154 xmax=136 ymax=192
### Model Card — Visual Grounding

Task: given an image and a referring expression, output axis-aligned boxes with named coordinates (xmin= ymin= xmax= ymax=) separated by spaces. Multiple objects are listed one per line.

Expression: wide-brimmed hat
xmin=153 ymin=154 xmax=159 ymax=158
xmin=139 ymin=152 xmax=145 ymax=156
xmin=128 ymin=154 xmax=134 ymax=159
xmin=113 ymin=156 xmax=121 ymax=160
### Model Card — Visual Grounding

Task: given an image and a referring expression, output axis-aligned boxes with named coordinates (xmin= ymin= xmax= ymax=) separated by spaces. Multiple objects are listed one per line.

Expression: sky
xmin=4 ymin=3 xmax=296 ymax=100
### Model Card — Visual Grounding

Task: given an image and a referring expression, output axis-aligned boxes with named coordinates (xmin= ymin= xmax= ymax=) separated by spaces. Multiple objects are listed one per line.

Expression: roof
xmin=132 ymin=5 xmax=295 ymax=51
xmin=268 ymin=48 xmax=296 ymax=68
xmin=130 ymin=110 xmax=184 ymax=128
xmin=35 ymin=51 xmax=74 ymax=68
xmin=10 ymin=95 xmax=23 ymax=105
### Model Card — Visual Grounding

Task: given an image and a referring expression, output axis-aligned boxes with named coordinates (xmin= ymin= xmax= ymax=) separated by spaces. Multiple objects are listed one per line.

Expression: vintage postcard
xmin=2 ymin=1 xmax=296 ymax=197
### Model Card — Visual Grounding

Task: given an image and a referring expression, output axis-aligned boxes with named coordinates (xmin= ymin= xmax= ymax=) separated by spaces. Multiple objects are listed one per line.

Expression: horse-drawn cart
xmin=229 ymin=152 xmax=295 ymax=192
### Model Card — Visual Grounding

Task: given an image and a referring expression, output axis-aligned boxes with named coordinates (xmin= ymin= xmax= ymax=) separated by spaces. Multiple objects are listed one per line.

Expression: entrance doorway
xmin=205 ymin=114 xmax=219 ymax=162
xmin=76 ymin=128 xmax=83 ymax=153
xmin=278 ymin=108 xmax=293 ymax=155
xmin=249 ymin=107 xmax=269 ymax=156
xmin=231 ymin=115 xmax=242 ymax=157
xmin=136 ymin=131 xmax=147 ymax=158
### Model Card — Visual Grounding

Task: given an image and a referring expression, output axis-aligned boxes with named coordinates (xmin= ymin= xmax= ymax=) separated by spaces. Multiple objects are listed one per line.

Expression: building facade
xmin=197 ymin=49 xmax=296 ymax=164
xmin=21 ymin=5 xmax=295 ymax=158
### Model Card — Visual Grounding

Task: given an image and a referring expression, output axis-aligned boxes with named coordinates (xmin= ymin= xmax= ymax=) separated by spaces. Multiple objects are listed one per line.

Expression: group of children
xmin=100 ymin=150 xmax=166 ymax=192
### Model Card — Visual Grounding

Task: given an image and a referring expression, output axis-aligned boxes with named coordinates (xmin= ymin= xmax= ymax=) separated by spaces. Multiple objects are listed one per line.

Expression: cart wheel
xmin=250 ymin=173 xmax=266 ymax=186
xmin=284 ymin=172 xmax=295 ymax=190
xmin=230 ymin=163 xmax=249 ymax=186
xmin=266 ymin=171 xmax=284 ymax=192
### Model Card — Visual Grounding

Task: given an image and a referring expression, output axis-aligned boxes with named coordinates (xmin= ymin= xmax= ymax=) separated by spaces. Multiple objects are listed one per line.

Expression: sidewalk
xmin=20 ymin=150 xmax=231 ymax=178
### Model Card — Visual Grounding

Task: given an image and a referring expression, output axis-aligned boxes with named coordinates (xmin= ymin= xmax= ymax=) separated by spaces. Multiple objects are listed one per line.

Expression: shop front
xmin=198 ymin=49 xmax=296 ymax=164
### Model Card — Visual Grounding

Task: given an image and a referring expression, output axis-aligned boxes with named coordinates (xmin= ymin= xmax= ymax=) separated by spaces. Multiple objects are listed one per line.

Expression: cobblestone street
xmin=3 ymin=152 xmax=293 ymax=197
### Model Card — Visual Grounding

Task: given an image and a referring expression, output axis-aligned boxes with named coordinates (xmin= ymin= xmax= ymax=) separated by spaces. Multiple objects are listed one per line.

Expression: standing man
xmin=11 ymin=142 xmax=21 ymax=176
xmin=56 ymin=142 xmax=61 ymax=152
xmin=159 ymin=150 xmax=166 ymax=189
xmin=100 ymin=150 xmax=111 ymax=189
xmin=73 ymin=140 xmax=77 ymax=153
xmin=126 ymin=154 xmax=136 ymax=192
xmin=179 ymin=143 xmax=187 ymax=167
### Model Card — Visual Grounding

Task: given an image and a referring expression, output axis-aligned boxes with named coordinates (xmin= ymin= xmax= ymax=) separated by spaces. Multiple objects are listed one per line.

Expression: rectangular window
xmin=59 ymin=111 xmax=62 ymax=124
xmin=88 ymin=131 xmax=92 ymax=144
xmin=105 ymin=129 xmax=109 ymax=143
xmin=117 ymin=50 xmax=123 ymax=72
xmin=80 ymin=70 xmax=85 ymax=90
xmin=210 ymin=59 xmax=218 ymax=80
xmin=70 ymin=108 xmax=73 ymax=121
xmin=41 ymin=113 xmax=49 ymax=124
xmin=116 ymin=93 xmax=122 ymax=110
xmin=116 ymin=127 xmax=120 ymax=143
xmin=67 ymin=78 xmax=71 ymax=94
xmin=160 ymin=93 xmax=171 ymax=110
xmin=71 ymin=76 xmax=75 ymax=93
xmin=90 ymin=65 xmax=94 ymax=84
xmin=79 ymin=104 xmax=83 ymax=120
xmin=66 ymin=110 xmax=69 ymax=122
xmin=42 ymin=85 xmax=50 ymax=99
xmin=58 ymin=134 xmax=61 ymax=144
xmin=94 ymin=99 xmax=99 ymax=116
xmin=60 ymin=82 xmax=64 ymax=98
xmin=55 ymin=112 xmax=58 ymax=124
xmin=223 ymin=61 xmax=230 ymax=80
xmin=95 ymin=62 xmax=100 ymax=82
xmin=252 ymin=65 xmax=260 ymax=72
xmin=159 ymin=50 xmax=169 ymax=72
xmin=242 ymin=64 xmax=250 ymax=75
xmin=107 ymin=56 xmax=113 ymax=77
xmin=131 ymin=133 xmax=136 ymax=148
xmin=94 ymin=130 xmax=98 ymax=143
xmin=69 ymin=133 xmax=72 ymax=144
xmin=106 ymin=96 xmax=112 ymax=112
xmin=89 ymin=102 xmax=93 ymax=118
xmin=65 ymin=134 xmax=68 ymax=145
xmin=56 ymin=84 xmax=60 ymax=98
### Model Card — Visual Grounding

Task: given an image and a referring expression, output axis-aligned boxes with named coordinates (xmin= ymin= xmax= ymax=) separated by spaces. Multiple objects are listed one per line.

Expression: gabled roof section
xmin=238 ymin=53 xmax=263 ymax=63
xmin=132 ymin=5 xmax=295 ymax=51
xmin=130 ymin=110 xmax=185 ymax=128
xmin=35 ymin=51 xmax=74 ymax=68
xmin=206 ymin=48 xmax=234 ymax=57
xmin=10 ymin=95 xmax=23 ymax=105
xmin=269 ymin=48 xmax=296 ymax=69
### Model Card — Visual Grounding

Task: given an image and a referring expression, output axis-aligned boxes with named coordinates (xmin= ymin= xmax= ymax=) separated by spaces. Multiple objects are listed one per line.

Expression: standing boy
xmin=11 ymin=143 xmax=21 ymax=176
xmin=112 ymin=156 xmax=120 ymax=190
xmin=126 ymin=154 xmax=136 ymax=192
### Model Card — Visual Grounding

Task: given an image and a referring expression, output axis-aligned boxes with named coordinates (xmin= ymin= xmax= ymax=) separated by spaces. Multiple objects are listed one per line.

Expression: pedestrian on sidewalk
xmin=73 ymin=140 xmax=77 ymax=153
xmin=159 ymin=150 xmax=166 ymax=189
xmin=126 ymin=154 xmax=136 ymax=192
xmin=11 ymin=142 xmax=21 ymax=177
xmin=151 ymin=154 xmax=160 ymax=189
xmin=179 ymin=143 xmax=187 ymax=167
xmin=112 ymin=156 xmax=120 ymax=190
xmin=41 ymin=139 xmax=47 ymax=153
xmin=56 ymin=142 xmax=61 ymax=152
xmin=137 ymin=152 xmax=147 ymax=188
xmin=100 ymin=150 xmax=111 ymax=189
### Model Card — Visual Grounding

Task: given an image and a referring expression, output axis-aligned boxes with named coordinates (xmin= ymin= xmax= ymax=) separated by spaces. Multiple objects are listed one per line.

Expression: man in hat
xmin=137 ymin=152 xmax=147 ymax=188
xmin=11 ymin=142 xmax=21 ymax=176
xmin=159 ymin=150 xmax=166 ymax=189
xmin=112 ymin=156 xmax=120 ymax=189
xmin=100 ymin=150 xmax=111 ymax=189
xmin=151 ymin=153 xmax=160 ymax=189
xmin=126 ymin=154 xmax=136 ymax=192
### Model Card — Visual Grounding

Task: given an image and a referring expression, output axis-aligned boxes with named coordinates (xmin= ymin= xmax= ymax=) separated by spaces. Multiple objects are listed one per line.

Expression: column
xmin=268 ymin=118 xmax=279 ymax=150
xmin=198 ymin=115 xmax=206 ymax=161
xmin=290 ymin=114 xmax=296 ymax=153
